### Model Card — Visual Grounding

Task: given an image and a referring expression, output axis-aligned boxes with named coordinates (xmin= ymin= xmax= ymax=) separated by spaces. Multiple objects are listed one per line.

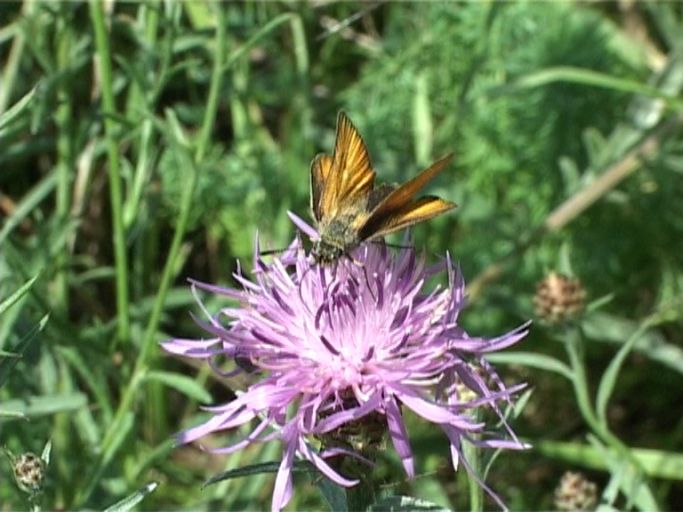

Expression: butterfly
xmin=310 ymin=112 xmax=456 ymax=264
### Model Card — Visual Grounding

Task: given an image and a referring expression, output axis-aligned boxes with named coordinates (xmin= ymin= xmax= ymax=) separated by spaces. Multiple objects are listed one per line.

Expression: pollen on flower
xmin=163 ymin=214 xmax=530 ymax=511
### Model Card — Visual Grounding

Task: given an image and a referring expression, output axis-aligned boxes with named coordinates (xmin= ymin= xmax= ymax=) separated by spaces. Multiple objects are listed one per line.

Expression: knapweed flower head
xmin=163 ymin=214 xmax=529 ymax=511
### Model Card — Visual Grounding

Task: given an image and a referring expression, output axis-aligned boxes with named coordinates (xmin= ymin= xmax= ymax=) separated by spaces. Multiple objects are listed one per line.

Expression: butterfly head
xmin=311 ymin=237 xmax=346 ymax=265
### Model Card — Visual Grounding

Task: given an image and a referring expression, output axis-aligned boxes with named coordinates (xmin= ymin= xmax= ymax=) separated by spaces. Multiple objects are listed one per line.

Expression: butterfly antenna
xmin=370 ymin=239 xmax=416 ymax=253
xmin=260 ymin=247 xmax=287 ymax=257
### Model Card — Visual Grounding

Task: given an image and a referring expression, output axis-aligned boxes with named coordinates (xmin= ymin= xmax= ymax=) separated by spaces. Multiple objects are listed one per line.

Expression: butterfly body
xmin=312 ymin=210 xmax=368 ymax=264
xmin=310 ymin=112 xmax=456 ymax=264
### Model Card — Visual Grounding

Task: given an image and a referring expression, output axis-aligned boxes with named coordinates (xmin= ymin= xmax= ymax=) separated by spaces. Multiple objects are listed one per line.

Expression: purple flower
xmin=163 ymin=214 xmax=529 ymax=511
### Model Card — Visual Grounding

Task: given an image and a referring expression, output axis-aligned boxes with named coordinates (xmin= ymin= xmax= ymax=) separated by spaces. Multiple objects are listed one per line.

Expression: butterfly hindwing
xmin=359 ymin=154 xmax=456 ymax=240
xmin=359 ymin=196 xmax=455 ymax=240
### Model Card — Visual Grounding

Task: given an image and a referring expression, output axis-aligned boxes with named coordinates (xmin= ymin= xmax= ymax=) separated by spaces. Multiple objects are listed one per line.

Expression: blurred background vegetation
xmin=1 ymin=1 xmax=682 ymax=510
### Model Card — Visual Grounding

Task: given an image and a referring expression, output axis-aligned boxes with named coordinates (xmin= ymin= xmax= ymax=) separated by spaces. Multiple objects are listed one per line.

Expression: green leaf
xmin=205 ymin=460 xmax=315 ymax=487
xmin=587 ymin=436 xmax=660 ymax=511
xmin=57 ymin=346 xmax=114 ymax=423
xmin=0 ymin=273 xmax=40 ymax=315
xmin=583 ymin=312 xmax=683 ymax=375
xmin=486 ymin=351 xmax=573 ymax=380
xmin=222 ymin=14 xmax=296 ymax=72
xmin=595 ymin=505 xmax=621 ymax=512
xmin=315 ymin=475 xmax=348 ymax=512
xmin=103 ymin=482 xmax=159 ymax=512
xmin=368 ymin=496 xmax=450 ymax=511
xmin=0 ymin=85 xmax=37 ymax=135
xmin=0 ymin=409 xmax=25 ymax=419
xmin=0 ymin=172 xmax=57 ymax=246
xmin=0 ymin=314 xmax=49 ymax=388
xmin=535 ymin=439 xmax=683 ymax=480
xmin=0 ymin=392 xmax=87 ymax=418
xmin=490 ymin=66 xmax=683 ymax=110
xmin=145 ymin=370 xmax=212 ymax=403
xmin=102 ymin=412 xmax=135 ymax=466
xmin=413 ymin=72 xmax=432 ymax=167
xmin=596 ymin=320 xmax=652 ymax=425
xmin=40 ymin=439 xmax=52 ymax=466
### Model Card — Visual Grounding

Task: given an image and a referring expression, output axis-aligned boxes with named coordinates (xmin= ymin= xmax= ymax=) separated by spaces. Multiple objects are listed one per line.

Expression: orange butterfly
xmin=310 ymin=112 xmax=456 ymax=264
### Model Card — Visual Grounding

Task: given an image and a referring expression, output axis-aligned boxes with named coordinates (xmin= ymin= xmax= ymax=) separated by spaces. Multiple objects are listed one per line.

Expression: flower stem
xmin=463 ymin=431 xmax=483 ymax=512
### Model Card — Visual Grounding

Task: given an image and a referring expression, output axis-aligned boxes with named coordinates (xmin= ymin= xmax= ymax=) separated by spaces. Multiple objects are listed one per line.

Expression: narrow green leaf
xmin=368 ymin=496 xmax=450 ymax=511
xmin=222 ymin=14 xmax=294 ymax=72
xmin=585 ymin=294 xmax=615 ymax=313
xmin=103 ymin=482 xmax=159 ymax=512
xmin=57 ymin=346 xmax=114 ymax=423
xmin=489 ymin=66 xmax=683 ymax=110
xmin=102 ymin=412 xmax=135 ymax=466
xmin=0 ymin=314 xmax=49 ymax=388
xmin=0 ymin=410 xmax=25 ymax=419
xmin=595 ymin=504 xmax=621 ymax=512
xmin=40 ymin=439 xmax=52 ymax=465
xmin=0 ymin=392 xmax=87 ymax=418
xmin=0 ymin=172 xmax=57 ymax=246
xmin=145 ymin=370 xmax=212 ymax=403
xmin=0 ymin=273 xmax=40 ymax=315
xmin=583 ymin=312 xmax=683 ymax=375
xmin=535 ymin=439 xmax=683 ymax=480
xmin=587 ymin=436 xmax=660 ymax=511
xmin=596 ymin=321 xmax=651 ymax=425
xmin=76 ymin=412 xmax=135 ymax=508
xmin=413 ymin=72 xmax=432 ymax=167
xmin=0 ymin=85 xmax=36 ymax=134
xmin=315 ymin=475 xmax=348 ymax=512
xmin=182 ymin=1 xmax=212 ymax=28
xmin=486 ymin=351 xmax=573 ymax=380
xmin=205 ymin=460 xmax=314 ymax=487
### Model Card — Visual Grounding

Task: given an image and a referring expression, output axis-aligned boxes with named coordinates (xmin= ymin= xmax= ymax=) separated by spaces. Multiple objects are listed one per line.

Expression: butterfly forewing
xmin=310 ymin=154 xmax=332 ymax=221
xmin=318 ymin=113 xmax=375 ymax=219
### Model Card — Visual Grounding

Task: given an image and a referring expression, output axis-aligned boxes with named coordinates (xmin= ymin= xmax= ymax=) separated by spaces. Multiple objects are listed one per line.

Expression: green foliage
xmin=1 ymin=1 xmax=682 ymax=510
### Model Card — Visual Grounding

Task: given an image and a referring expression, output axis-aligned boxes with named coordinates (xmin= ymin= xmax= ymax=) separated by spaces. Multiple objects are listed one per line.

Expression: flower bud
xmin=553 ymin=470 xmax=598 ymax=511
xmin=12 ymin=452 xmax=46 ymax=494
xmin=534 ymin=273 xmax=586 ymax=324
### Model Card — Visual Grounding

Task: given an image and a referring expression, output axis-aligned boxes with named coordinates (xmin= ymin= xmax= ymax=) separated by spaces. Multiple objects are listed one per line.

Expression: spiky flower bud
xmin=12 ymin=452 xmax=46 ymax=494
xmin=534 ymin=273 xmax=586 ymax=324
xmin=553 ymin=471 xmax=598 ymax=511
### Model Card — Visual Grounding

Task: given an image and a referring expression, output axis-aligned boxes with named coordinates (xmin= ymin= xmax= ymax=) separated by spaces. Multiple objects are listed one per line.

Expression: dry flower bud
xmin=554 ymin=470 xmax=598 ymax=511
xmin=534 ymin=272 xmax=586 ymax=324
xmin=12 ymin=452 xmax=46 ymax=494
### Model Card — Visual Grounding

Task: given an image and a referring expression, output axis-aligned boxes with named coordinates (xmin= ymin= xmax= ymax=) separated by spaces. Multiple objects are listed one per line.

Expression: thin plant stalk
xmin=89 ymin=0 xmax=130 ymax=344
xmin=74 ymin=5 xmax=226 ymax=506
xmin=463 ymin=418 xmax=483 ymax=512
xmin=54 ymin=14 xmax=73 ymax=316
